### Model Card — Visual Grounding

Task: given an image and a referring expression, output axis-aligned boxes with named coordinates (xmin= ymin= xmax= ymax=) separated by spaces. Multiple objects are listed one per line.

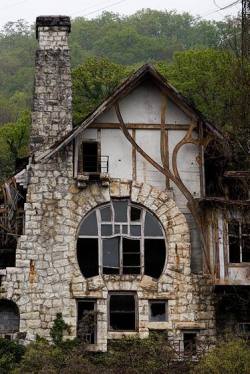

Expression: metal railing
xmin=82 ymin=155 xmax=109 ymax=174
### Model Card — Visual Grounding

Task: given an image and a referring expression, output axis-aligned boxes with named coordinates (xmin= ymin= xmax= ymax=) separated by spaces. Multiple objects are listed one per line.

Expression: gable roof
xmin=37 ymin=64 xmax=224 ymax=162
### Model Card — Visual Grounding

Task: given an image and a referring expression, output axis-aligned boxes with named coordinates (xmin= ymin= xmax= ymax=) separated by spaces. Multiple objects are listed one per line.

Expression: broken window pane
xmin=0 ymin=300 xmax=19 ymax=333
xmin=242 ymin=224 xmax=250 ymax=262
xmin=144 ymin=239 xmax=165 ymax=278
xmin=149 ymin=301 xmax=167 ymax=322
xmin=144 ymin=213 xmax=163 ymax=237
xmin=100 ymin=206 xmax=112 ymax=222
xmin=183 ymin=332 xmax=197 ymax=356
xmin=113 ymin=200 xmax=128 ymax=222
xmin=101 ymin=224 xmax=113 ymax=236
xmin=103 ymin=237 xmax=120 ymax=274
xmin=77 ymin=300 xmax=96 ymax=344
xmin=79 ymin=212 xmax=98 ymax=236
xmin=77 ymin=238 xmax=99 ymax=278
xmin=131 ymin=206 xmax=141 ymax=222
xmin=109 ymin=294 xmax=136 ymax=331
xmin=228 ymin=221 xmax=240 ymax=263
xmin=123 ymin=238 xmax=140 ymax=274
xmin=130 ymin=225 xmax=141 ymax=237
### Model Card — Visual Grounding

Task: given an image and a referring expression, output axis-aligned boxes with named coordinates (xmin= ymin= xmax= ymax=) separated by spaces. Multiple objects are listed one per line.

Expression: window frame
xmin=228 ymin=220 xmax=250 ymax=264
xmin=149 ymin=300 xmax=168 ymax=322
xmin=108 ymin=292 xmax=138 ymax=332
xmin=77 ymin=200 xmax=166 ymax=278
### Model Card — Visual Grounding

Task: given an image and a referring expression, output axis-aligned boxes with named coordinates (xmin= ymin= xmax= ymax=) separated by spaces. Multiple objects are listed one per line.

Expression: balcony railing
xmin=82 ymin=155 xmax=109 ymax=174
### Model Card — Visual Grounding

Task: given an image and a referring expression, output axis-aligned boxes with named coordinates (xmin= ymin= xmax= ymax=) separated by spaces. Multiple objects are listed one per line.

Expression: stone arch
xmin=72 ymin=180 xmax=191 ymax=289
xmin=0 ymin=299 xmax=20 ymax=334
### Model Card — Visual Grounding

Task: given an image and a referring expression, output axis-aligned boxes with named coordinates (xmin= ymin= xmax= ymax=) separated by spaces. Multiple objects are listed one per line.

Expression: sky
xmin=0 ymin=0 xmax=241 ymax=28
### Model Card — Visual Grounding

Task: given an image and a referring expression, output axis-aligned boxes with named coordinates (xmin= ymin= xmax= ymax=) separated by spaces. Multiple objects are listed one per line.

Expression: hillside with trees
xmin=0 ymin=9 xmax=248 ymax=182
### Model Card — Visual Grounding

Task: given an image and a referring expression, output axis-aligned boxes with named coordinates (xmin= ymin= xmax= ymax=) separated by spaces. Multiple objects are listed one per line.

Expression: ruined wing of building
xmin=0 ymin=16 xmax=249 ymax=353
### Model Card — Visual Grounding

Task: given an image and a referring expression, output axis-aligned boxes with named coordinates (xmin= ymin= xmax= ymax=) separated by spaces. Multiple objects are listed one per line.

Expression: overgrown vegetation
xmin=0 ymin=334 xmax=249 ymax=373
xmin=0 ymin=10 xmax=248 ymax=182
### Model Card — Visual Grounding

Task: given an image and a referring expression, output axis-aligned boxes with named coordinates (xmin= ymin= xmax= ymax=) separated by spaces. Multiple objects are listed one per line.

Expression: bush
xmin=192 ymin=338 xmax=250 ymax=374
xmin=0 ymin=338 xmax=25 ymax=373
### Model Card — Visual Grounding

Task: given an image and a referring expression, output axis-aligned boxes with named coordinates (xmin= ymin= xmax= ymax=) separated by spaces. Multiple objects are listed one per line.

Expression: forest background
xmin=0 ymin=9 xmax=249 ymax=182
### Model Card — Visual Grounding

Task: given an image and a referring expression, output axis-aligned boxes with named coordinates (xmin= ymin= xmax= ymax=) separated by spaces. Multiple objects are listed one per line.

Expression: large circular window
xmin=77 ymin=199 xmax=166 ymax=279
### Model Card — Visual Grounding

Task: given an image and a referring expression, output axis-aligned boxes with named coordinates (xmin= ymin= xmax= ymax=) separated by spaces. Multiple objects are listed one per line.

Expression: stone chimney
xmin=30 ymin=16 xmax=72 ymax=156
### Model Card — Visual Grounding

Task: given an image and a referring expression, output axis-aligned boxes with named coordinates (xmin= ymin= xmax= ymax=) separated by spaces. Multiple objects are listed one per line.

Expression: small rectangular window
xmin=82 ymin=142 xmax=99 ymax=173
xmin=228 ymin=221 xmax=250 ymax=263
xmin=228 ymin=222 xmax=240 ymax=263
xmin=77 ymin=300 xmax=96 ymax=344
xmin=183 ymin=332 xmax=197 ymax=356
xmin=242 ymin=224 xmax=250 ymax=262
xmin=149 ymin=301 xmax=168 ymax=322
xmin=109 ymin=293 xmax=136 ymax=331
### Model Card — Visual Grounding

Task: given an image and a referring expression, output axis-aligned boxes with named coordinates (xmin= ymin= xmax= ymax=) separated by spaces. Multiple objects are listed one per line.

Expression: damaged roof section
xmin=37 ymin=64 xmax=225 ymax=163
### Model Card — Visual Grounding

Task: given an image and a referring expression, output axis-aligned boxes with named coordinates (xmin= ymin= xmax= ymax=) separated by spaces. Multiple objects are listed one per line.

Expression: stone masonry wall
xmin=30 ymin=17 xmax=72 ymax=156
xmin=1 ymin=159 xmax=216 ymax=350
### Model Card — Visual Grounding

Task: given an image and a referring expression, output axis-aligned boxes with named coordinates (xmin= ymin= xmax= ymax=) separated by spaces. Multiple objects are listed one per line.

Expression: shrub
xmin=192 ymin=338 xmax=250 ymax=374
xmin=0 ymin=338 xmax=25 ymax=373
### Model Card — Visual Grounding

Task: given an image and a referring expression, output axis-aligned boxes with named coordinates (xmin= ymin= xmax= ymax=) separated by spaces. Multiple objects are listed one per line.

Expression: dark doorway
xmin=77 ymin=300 xmax=96 ymax=344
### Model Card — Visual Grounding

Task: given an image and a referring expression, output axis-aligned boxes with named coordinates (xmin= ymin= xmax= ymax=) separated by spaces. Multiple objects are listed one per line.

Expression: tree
xmin=72 ymin=57 xmax=132 ymax=124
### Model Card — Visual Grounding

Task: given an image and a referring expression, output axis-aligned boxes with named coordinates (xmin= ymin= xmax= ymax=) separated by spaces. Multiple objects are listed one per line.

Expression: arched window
xmin=0 ymin=300 xmax=20 ymax=334
xmin=77 ymin=200 xmax=166 ymax=279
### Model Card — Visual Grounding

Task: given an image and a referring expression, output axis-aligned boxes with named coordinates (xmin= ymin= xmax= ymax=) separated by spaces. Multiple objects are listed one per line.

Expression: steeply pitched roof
xmin=37 ymin=64 xmax=224 ymax=162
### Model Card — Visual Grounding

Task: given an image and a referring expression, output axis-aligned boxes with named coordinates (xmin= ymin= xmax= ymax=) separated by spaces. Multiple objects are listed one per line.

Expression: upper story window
xmin=75 ymin=140 xmax=109 ymax=182
xmin=77 ymin=200 xmax=166 ymax=279
xmin=228 ymin=220 xmax=250 ymax=263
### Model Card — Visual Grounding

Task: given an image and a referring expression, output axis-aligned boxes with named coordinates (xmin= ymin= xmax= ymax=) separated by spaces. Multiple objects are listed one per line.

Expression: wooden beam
xmin=90 ymin=123 xmax=193 ymax=130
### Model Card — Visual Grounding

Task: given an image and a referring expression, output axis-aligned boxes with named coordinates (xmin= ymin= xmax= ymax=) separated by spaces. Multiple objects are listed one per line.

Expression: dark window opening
xmin=103 ymin=237 xmax=120 ymax=275
xmin=0 ymin=248 xmax=16 ymax=269
xmin=242 ymin=224 xmax=250 ymax=262
xmin=109 ymin=294 xmax=136 ymax=331
xmin=82 ymin=142 xmax=99 ymax=173
xmin=228 ymin=221 xmax=250 ymax=263
xmin=123 ymin=238 xmax=140 ymax=274
xmin=144 ymin=239 xmax=165 ymax=278
xmin=77 ymin=300 xmax=96 ymax=344
xmin=228 ymin=221 xmax=240 ymax=263
xmin=77 ymin=238 xmax=99 ymax=278
xmin=183 ymin=332 xmax=197 ymax=356
xmin=131 ymin=207 xmax=141 ymax=222
xmin=149 ymin=301 xmax=168 ymax=322
xmin=0 ymin=300 xmax=19 ymax=334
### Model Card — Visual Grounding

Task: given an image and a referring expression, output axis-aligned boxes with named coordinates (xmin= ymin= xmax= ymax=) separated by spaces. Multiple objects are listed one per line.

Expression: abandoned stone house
xmin=0 ymin=16 xmax=249 ymax=353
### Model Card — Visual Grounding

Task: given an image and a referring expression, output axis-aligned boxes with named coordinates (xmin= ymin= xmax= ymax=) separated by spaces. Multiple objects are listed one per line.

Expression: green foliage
xmin=156 ymin=50 xmax=250 ymax=168
xmin=12 ymin=339 xmax=65 ymax=374
xmin=192 ymin=338 xmax=250 ymax=374
xmin=0 ymin=338 xmax=25 ymax=373
xmin=50 ymin=313 xmax=70 ymax=346
xmin=0 ymin=110 xmax=31 ymax=182
xmin=72 ymin=57 xmax=132 ymax=123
